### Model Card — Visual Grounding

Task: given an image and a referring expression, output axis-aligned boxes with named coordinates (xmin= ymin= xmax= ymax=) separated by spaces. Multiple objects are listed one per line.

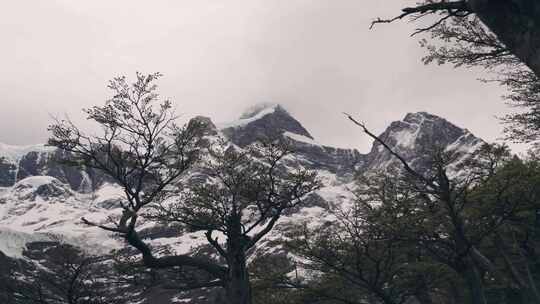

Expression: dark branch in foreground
xmin=370 ymin=1 xmax=471 ymax=30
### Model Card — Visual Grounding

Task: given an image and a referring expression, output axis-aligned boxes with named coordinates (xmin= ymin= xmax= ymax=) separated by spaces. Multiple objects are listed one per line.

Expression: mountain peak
xmin=364 ymin=111 xmax=483 ymax=171
xmin=219 ymin=103 xmax=313 ymax=146
xmin=403 ymin=111 xmax=446 ymax=125
xmin=239 ymin=102 xmax=280 ymax=120
xmin=384 ymin=111 xmax=469 ymax=149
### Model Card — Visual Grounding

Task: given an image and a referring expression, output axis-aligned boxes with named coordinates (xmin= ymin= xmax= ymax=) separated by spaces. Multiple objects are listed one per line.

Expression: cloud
xmin=0 ymin=1 xmax=519 ymax=152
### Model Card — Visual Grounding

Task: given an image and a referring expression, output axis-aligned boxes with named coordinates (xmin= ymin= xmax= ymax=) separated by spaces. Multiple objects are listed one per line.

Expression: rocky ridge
xmin=0 ymin=104 xmax=485 ymax=303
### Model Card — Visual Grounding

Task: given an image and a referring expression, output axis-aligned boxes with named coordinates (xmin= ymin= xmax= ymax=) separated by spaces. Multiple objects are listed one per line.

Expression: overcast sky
xmin=0 ymin=0 xmax=526 ymax=153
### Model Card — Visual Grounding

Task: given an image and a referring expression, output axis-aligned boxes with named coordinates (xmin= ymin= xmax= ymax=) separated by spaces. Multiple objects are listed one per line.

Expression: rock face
xmin=0 ymin=145 xmax=106 ymax=193
xmin=363 ymin=112 xmax=484 ymax=172
xmin=0 ymin=160 xmax=17 ymax=187
xmin=220 ymin=104 xmax=364 ymax=176
xmin=0 ymin=104 xmax=486 ymax=303
xmin=11 ymin=176 xmax=73 ymax=202
xmin=221 ymin=104 xmax=314 ymax=146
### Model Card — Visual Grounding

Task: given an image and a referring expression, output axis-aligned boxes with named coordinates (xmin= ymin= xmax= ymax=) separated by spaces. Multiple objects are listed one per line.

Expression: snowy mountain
xmin=0 ymin=143 xmax=105 ymax=191
xmin=0 ymin=104 xmax=485 ymax=303
xmin=363 ymin=111 xmax=484 ymax=172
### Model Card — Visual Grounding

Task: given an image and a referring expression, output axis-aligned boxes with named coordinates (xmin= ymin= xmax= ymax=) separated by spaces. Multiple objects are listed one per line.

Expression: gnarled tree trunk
xmin=461 ymin=260 xmax=487 ymax=304
xmin=224 ymin=251 xmax=251 ymax=304
xmin=224 ymin=218 xmax=252 ymax=304
xmin=469 ymin=0 xmax=540 ymax=78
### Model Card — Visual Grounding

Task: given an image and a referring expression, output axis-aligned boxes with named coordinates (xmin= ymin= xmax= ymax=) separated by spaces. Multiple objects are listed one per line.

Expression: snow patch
xmin=239 ymin=102 xmax=278 ymax=119
xmin=216 ymin=104 xmax=278 ymax=129
xmin=0 ymin=227 xmax=51 ymax=258
xmin=0 ymin=178 xmax=122 ymax=256
xmin=392 ymin=128 xmax=418 ymax=148
xmin=0 ymin=142 xmax=53 ymax=162
xmin=283 ymin=131 xmax=319 ymax=146
xmin=92 ymin=183 xmax=124 ymax=202
xmin=445 ymin=132 xmax=483 ymax=154
xmin=390 ymin=115 xmax=426 ymax=149
xmin=15 ymin=176 xmax=58 ymax=188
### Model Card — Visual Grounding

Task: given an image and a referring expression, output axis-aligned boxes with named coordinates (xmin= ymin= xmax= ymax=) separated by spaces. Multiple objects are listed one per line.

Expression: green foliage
xmin=288 ymin=144 xmax=540 ymax=304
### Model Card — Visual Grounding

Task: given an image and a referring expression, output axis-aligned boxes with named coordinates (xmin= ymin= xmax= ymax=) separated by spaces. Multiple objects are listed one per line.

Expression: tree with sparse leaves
xmin=284 ymin=113 xmax=540 ymax=304
xmin=150 ymin=138 xmax=320 ymax=304
xmin=48 ymin=73 xmax=319 ymax=304
xmin=288 ymin=183 xmax=453 ymax=304
xmin=338 ymin=115 xmax=540 ymax=304
xmin=372 ymin=1 xmax=540 ymax=143
xmin=3 ymin=243 xmax=121 ymax=304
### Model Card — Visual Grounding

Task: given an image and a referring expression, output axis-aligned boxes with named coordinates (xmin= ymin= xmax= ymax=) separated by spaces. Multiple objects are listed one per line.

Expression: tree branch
xmin=343 ymin=113 xmax=434 ymax=188
xmin=370 ymin=1 xmax=471 ymax=29
xmin=124 ymin=227 xmax=228 ymax=279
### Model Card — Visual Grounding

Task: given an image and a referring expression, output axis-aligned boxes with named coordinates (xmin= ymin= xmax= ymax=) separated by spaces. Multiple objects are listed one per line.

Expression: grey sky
xmin=0 ymin=0 xmax=525 ymax=153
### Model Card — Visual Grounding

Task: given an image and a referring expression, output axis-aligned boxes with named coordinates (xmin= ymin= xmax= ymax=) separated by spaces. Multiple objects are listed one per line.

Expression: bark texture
xmin=469 ymin=0 xmax=540 ymax=77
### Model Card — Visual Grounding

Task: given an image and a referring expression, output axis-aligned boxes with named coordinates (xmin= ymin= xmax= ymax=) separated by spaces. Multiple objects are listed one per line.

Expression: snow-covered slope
xmin=0 ymin=176 xmax=122 ymax=256
xmin=0 ymin=228 xmax=51 ymax=259
xmin=0 ymin=144 xmax=104 ymax=191
xmin=364 ymin=111 xmax=484 ymax=171
xmin=0 ymin=104 xmax=486 ymax=303
xmin=0 ymin=105 xmax=485 ymax=256
xmin=219 ymin=104 xmax=314 ymax=147
xmin=0 ymin=142 xmax=54 ymax=162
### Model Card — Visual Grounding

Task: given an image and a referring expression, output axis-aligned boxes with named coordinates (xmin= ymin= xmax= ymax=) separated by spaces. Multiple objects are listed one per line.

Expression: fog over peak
xmin=0 ymin=0 xmax=527 ymax=153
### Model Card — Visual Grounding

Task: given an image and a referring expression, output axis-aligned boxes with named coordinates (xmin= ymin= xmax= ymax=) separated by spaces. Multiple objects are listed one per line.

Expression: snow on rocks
xmin=216 ymin=103 xmax=278 ymax=129
xmin=0 ymin=177 xmax=122 ymax=258
xmin=283 ymin=131 xmax=320 ymax=146
xmin=11 ymin=176 xmax=73 ymax=201
xmin=0 ymin=108 xmax=486 ymax=268
xmin=0 ymin=142 xmax=53 ymax=163
xmin=0 ymin=227 xmax=51 ymax=258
